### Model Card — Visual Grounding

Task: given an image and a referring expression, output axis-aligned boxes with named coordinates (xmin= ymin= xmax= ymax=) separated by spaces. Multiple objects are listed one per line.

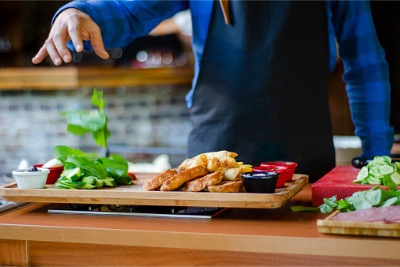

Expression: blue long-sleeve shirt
xmin=57 ymin=0 xmax=394 ymax=159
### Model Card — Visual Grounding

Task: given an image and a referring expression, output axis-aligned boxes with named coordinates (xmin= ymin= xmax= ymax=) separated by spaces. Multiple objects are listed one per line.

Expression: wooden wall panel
xmin=29 ymin=241 xmax=400 ymax=266
xmin=0 ymin=239 xmax=28 ymax=266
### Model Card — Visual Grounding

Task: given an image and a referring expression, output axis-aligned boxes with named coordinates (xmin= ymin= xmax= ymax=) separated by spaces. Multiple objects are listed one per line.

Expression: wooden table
xmin=0 ymin=185 xmax=399 ymax=266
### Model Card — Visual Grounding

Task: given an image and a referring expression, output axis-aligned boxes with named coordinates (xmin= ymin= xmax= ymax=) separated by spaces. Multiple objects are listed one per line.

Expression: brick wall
xmin=0 ymin=85 xmax=190 ymax=174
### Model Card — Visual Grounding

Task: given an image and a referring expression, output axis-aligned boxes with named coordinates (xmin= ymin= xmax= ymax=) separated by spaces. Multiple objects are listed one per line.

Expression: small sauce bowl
xmin=34 ymin=164 xmax=64 ymax=184
xmin=12 ymin=168 xmax=50 ymax=189
xmin=261 ymin=161 xmax=297 ymax=183
xmin=253 ymin=165 xmax=290 ymax=188
xmin=241 ymin=172 xmax=279 ymax=193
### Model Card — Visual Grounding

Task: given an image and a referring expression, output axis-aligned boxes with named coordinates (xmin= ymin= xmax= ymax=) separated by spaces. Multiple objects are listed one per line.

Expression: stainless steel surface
xmin=47 ymin=204 xmax=226 ymax=219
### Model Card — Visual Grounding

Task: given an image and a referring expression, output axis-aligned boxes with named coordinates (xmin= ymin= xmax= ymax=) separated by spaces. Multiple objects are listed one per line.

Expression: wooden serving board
xmin=317 ymin=211 xmax=400 ymax=238
xmin=0 ymin=173 xmax=308 ymax=209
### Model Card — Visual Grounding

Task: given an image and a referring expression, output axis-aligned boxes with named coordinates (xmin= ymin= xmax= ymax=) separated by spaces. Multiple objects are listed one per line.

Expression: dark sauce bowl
xmin=241 ymin=172 xmax=279 ymax=193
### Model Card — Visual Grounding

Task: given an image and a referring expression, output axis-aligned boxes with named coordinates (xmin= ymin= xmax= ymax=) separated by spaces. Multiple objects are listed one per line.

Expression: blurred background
xmin=0 ymin=1 xmax=399 ymax=185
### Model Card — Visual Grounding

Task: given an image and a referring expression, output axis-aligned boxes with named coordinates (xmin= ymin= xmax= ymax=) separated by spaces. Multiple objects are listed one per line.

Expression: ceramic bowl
xmin=12 ymin=168 xmax=50 ymax=189
xmin=261 ymin=161 xmax=298 ymax=180
xmin=252 ymin=165 xmax=291 ymax=188
xmin=241 ymin=172 xmax=279 ymax=193
xmin=34 ymin=164 xmax=63 ymax=184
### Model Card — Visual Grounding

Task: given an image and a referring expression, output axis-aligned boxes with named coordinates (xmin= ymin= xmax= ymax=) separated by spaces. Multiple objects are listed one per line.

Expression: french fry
xmin=240 ymin=164 xmax=253 ymax=173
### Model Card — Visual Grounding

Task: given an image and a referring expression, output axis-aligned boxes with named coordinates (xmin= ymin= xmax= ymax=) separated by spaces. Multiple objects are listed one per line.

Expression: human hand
xmin=32 ymin=8 xmax=109 ymax=66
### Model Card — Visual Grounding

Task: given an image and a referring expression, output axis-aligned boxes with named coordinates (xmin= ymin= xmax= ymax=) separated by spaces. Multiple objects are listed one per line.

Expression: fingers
xmin=32 ymin=8 xmax=108 ymax=65
xmin=67 ymin=12 xmax=84 ymax=53
xmin=79 ymin=21 xmax=108 ymax=59
xmin=32 ymin=46 xmax=49 ymax=65
xmin=90 ymin=31 xmax=109 ymax=59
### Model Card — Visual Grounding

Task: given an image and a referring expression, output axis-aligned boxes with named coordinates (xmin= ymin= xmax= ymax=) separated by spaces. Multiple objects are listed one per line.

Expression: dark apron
xmin=189 ymin=0 xmax=335 ymax=182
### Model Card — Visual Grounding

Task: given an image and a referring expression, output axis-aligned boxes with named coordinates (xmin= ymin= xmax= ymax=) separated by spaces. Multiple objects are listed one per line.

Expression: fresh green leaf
xmin=91 ymin=89 xmax=104 ymax=110
xmin=53 ymin=145 xmax=88 ymax=163
xmin=318 ymin=196 xmax=339 ymax=213
xmin=98 ymin=154 xmax=132 ymax=185
xmin=383 ymin=174 xmax=398 ymax=190
xmin=92 ymin=124 xmax=111 ymax=148
xmin=349 ymin=189 xmax=381 ymax=210
xmin=382 ymin=197 xmax=399 ymax=206
xmin=61 ymin=110 xmax=107 ymax=133
xmin=65 ymin=155 xmax=107 ymax=178
xmin=60 ymin=89 xmax=110 ymax=148
xmin=390 ymin=172 xmax=400 ymax=185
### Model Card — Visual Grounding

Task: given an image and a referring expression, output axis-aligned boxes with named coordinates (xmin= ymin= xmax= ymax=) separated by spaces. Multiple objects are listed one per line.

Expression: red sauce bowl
xmin=261 ymin=161 xmax=297 ymax=182
xmin=34 ymin=164 xmax=63 ymax=184
xmin=252 ymin=165 xmax=291 ymax=188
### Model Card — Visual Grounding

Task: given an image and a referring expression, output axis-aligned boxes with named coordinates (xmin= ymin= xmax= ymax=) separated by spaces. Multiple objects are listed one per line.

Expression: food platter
xmin=317 ymin=210 xmax=400 ymax=238
xmin=0 ymin=173 xmax=308 ymax=209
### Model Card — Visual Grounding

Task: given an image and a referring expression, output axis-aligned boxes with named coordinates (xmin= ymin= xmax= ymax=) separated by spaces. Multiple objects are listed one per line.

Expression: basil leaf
xmin=91 ymin=89 xmax=104 ymax=110
xmin=53 ymin=145 xmax=88 ymax=163
xmin=65 ymin=155 xmax=107 ymax=178
xmin=60 ymin=90 xmax=110 ymax=148
xmin=61 ymin=110 xmax=107 ymax=132
xmin=99 ymin=154 xmax=132 ymax=185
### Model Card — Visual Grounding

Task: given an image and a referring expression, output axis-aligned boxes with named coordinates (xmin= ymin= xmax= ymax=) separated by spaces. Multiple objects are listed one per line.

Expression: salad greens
xmin=354 ymin=156 xmax=400 ymax=186
xmin=61 ymin=89 xmax=111 ymax=148
xmin=291 ymin=156 xmax=400 ymax=213
xmin=51 ymin=89 xmax=133 ymax=189
xmin=53 ymin=145 xmax=132 ymax=189
xmin=291 ymin=187 xmax=400 ymax=214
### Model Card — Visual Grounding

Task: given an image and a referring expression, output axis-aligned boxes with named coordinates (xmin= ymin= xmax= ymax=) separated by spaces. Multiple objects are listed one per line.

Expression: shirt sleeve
xmin=53 ymin=0 xmax=188 ymax=50
xmin=330 ymin=0 xmax=394 ymax=158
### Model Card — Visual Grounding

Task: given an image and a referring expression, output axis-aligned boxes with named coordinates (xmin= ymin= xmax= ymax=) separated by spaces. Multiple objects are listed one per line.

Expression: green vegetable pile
xmin=54 ymin=146 xmax=132 ymax=189
xmin=291 ymin=156 xmax=400 ymax=214
xmin=292 ymin=187 xmax=400 ymax=213
xmin=53 ymin=89 xmax=132 ymax=189
xmin=354 ymin=156 xmax=400 ymax=186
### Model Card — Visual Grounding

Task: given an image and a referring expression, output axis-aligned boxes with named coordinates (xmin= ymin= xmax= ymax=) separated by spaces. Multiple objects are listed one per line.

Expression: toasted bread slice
xmin=206 ymin=181 xmax=243 ymax=193
xmin=182 ymin=170 xmax=223 ymax=192
xmin=143 ymin=169 xmax=177 ymax=191
xmin=160 ymin=166 xmax=208 ymax=191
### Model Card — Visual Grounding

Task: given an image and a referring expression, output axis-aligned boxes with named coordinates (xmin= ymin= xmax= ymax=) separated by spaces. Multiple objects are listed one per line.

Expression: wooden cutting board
xmin=0 ymin=173 xmax=308 ymax=209
xmin=318 ymin=210 xmax=400 ymax=238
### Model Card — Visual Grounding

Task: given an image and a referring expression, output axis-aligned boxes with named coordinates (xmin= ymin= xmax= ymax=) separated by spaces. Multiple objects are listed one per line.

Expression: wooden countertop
xmin=0 ymin=66 xmax=194 ymax=90
xmin=0 ymin=184 xmax=400 ymax=266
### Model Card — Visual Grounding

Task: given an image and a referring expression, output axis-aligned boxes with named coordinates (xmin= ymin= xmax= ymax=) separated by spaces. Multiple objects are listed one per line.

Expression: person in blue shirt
xmin=32 ymin=0 xmax=394 ymax=182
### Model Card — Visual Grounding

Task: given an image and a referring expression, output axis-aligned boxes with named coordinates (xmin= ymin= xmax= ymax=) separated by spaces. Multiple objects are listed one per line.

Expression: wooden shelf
xmin=0 ymin=66 xmax=194 ymax=90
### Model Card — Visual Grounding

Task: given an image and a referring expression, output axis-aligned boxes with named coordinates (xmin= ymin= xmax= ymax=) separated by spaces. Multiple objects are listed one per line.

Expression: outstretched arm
xmin=32 ymin=0 xmax=188 ymax=66
xmin=331 ymin=0 xmax=394 ymax=158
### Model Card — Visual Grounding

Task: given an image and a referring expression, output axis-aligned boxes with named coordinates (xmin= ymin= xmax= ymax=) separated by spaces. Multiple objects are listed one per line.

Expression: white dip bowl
xmin=12 ymin=168 xmax=50 ymax=189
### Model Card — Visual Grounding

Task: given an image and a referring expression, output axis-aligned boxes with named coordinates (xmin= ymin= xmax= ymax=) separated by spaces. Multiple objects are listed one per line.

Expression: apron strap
xmin=219 ymin=0 xmax=231 ymax=24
